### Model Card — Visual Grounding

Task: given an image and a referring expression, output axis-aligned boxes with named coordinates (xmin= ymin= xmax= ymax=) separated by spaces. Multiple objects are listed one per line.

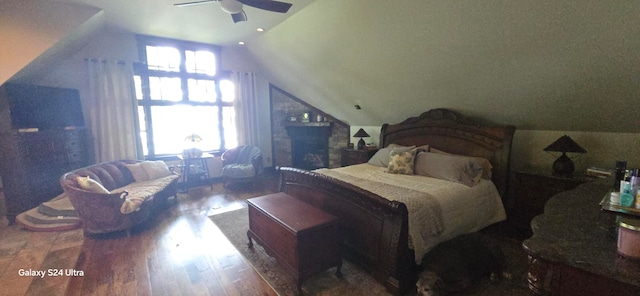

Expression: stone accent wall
xmin=270 ymin=85 xmax=349 ymax=169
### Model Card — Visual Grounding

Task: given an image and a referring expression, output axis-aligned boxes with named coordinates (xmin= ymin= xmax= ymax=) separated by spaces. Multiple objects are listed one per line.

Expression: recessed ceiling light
xmin=238 ymin=41 xmax=245 ymax=45
xmin=256 ymin=27 xmax=265 ymax=32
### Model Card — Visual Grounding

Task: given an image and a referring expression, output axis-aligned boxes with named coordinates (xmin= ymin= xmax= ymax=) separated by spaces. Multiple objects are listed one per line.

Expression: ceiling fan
xmin=174 ymin=0 xmax=293 ymax=23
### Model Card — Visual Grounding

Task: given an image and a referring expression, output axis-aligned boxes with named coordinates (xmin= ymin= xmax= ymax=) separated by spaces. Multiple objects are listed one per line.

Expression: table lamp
xmin=543 ymin=135 xmax=586 ymax=176
xmin=183 ymin=133 xmax=203 ymax=158
xmin=353 ymin=128 xmax=370 ymax=150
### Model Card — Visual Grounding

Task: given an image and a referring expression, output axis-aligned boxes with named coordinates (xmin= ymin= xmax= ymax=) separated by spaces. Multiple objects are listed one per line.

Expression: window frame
xmin=134 ymin=35 xmax=232 ymax=158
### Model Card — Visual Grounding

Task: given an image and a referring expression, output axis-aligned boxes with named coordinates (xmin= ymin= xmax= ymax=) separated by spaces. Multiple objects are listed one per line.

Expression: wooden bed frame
xmin=277 ymin=109 xmax=515 ymax=295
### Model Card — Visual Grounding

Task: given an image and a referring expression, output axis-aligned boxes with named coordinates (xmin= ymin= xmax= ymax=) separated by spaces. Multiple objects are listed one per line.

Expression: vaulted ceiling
xmin=3 ymin=0 xmax=640 ymax=133
xmin=248 ymin=0 xmax=640 ymax=133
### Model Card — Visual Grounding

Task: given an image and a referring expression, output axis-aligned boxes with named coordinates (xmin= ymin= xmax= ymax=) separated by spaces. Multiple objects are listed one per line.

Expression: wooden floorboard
xmin=0 ymin=174 xmax=279 ymax=296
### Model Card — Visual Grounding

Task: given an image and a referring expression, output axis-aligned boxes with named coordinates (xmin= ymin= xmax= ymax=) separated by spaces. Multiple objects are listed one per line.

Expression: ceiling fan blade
xmin=238 ymin=0 xmax=292 ymax=13
xmin=231 ymin=10 xmax=248 ymax=23
xmin=174 ymin=0 xmax=218 ymax=8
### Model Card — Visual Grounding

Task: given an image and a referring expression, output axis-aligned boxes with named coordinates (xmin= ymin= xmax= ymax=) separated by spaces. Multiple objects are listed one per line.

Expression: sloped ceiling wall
xmin=248 ymin=0 xmax=640 ymax=133
xmin=0 ymin=0 xmax=103 ymax=85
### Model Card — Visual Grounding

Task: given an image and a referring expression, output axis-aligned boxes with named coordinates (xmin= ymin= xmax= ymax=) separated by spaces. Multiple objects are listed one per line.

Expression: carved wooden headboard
xmin=379 ymin=109 xmax=515 ymax=199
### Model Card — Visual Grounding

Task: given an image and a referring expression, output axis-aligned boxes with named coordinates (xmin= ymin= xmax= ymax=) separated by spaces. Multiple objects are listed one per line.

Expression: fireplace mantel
xmin=285 ymin=122 xmax=333 ymax=138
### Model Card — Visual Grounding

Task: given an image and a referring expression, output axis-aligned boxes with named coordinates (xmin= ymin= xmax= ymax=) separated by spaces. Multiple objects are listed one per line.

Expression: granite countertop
xmin=522 ymin=179 xmax=640 ymax=287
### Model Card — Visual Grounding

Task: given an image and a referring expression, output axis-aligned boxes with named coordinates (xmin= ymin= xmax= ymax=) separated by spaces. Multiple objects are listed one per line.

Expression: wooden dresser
xmin=247 ymin=192 xmax=342 ymax=293
xmin=522 ymin=180 xmax=640 ymax=295
xmin=0 ymin=129 xmax=90 ymax=223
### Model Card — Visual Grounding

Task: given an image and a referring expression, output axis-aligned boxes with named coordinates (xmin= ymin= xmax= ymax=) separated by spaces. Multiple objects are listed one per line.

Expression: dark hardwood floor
xmin=0 ymin=173 xmax=280 ymax=296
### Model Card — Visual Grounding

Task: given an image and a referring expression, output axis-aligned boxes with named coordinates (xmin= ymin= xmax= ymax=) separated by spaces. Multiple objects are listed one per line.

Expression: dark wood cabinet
xmin=340 ymin=148 xmax=377 ymax=167
xmin=247 ymin=192 xmax=342 ymax=293
xmin=510 ymin=170 xmax=589 ymax=233
xmin=0 ymin=129 xmax=91 ymax=223
xmin=522 ymin=181 xmax=640 ymax=296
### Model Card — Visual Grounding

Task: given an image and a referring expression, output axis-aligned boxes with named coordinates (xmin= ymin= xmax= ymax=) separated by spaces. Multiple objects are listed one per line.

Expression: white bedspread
xmin=314 ymin=163 xmax=506 ymax=263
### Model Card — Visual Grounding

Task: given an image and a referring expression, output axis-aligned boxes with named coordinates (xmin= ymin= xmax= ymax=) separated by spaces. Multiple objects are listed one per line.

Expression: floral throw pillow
xmin=385 ymin=150 xmax=416 ymax=175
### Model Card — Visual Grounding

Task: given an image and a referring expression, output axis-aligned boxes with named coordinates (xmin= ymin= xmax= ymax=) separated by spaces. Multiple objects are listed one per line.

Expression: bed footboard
xmin=277 ymin=167 xmax=416 ymax=295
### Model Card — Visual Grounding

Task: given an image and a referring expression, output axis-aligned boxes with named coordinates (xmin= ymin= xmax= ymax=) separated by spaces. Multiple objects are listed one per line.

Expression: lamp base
xmin=357 ymin=138 xmax=366 ymax=150
xmin=552 ymin=153 xmax=574 ymax=176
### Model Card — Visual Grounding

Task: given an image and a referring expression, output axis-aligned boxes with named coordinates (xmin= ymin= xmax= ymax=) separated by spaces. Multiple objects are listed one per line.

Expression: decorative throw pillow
xmin=141 ymin=160 xmax=172 ymax=180
xmin=368 ymin=145 xmax=416 ymax=167
xmin=76 ymin=176 xmax=110 ymax=194
xmin=125 ymin=163 xmax=150 ymax=182
xmin=414 ymin=152 xmax=484 ymax=187
xmin=385 ymin=150 xmax=417 ymax=175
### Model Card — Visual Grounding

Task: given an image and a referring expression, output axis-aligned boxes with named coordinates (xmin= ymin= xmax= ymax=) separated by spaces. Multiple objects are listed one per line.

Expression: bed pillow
xmin=386 ymin=149 xmax=417 ymax=175
xmin=414 ymin=152 xmax=484 ymax=187
xmin=388 ymin=143 xmax=430 ymax=152
xmin=141 ymin=160 xmax=172 ymax=180
xmin=76 ymin=176 xmax=110 ymax=194
xmin=429 ymin=147 xmax=493 ymax=179
xmin=367 ymin=145 xmax=416 ymax=167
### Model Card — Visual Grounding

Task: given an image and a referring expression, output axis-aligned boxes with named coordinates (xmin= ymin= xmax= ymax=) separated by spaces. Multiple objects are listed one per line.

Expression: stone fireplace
xmin=270 ymin=85 xmax=349 ymax=169
xmin=285 ymin=123 xmax=332 ymax=170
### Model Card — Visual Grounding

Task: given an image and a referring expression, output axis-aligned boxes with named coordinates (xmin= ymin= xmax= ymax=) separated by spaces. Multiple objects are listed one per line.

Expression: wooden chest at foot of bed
xmin=247 ymin=192 xmax=342 ymax=293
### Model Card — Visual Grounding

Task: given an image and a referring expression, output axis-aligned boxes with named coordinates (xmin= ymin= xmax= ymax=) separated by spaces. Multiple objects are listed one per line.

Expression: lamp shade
xmin=544 ymin=135 xmax=586 ymax=176
xmin=353 ymin=128 xmax=370 ymax=138
xmin=543 ymin=135 xmax=586 ymax=153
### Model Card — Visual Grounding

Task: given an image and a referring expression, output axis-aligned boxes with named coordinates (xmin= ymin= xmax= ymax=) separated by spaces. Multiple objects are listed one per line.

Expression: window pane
xmin=150 ymin=105 xmax=219 ymax=155
xmin=149 ymin=77 xmax=183 ymax=101
xmin=222 ymin=106 xmax=237 ymax=149
xmin=134 ymin=75 xmax=143 ymax=100
xmin=220 ymin=79 xmax=235 ymax=103
xmin=137 ymin=106 xmax=148 ymax=156
xmin=185 ymin=50 xmax=216 ymax=76
xmin=188 ymin=79 xmax=217 ymax=102
xmin=146 ymin=46 xmax=180 ymax=72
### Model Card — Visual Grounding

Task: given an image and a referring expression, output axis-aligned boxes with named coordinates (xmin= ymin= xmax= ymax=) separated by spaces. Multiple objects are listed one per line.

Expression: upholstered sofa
xmin=60 ymin=160 xmax=180 ymax=235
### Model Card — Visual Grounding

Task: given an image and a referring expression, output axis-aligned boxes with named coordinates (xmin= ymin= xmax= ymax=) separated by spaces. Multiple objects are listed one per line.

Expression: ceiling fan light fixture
xmin=220 ymin=0 xmax=243 ymax=14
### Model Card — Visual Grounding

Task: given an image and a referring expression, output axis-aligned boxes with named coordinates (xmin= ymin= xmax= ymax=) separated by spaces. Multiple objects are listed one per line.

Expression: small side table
xmin=340 ymin=148 xmax=377 ymax=167
xmin=179 ymin=153 xmax=214 ymax=192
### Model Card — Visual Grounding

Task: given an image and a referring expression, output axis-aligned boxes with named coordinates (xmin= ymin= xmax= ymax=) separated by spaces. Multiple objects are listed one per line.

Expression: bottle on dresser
xmin=614 ymin=161 xmax=627 ymax=192
xmin=621 ymin=183 xmax=634 ymax=208
xmin=630 ymin=169 xmax=640 ymax=208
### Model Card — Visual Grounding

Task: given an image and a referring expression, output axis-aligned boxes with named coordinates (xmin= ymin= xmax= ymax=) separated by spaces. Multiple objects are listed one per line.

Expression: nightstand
xmin=340 ymin=148 xmax=377 ymax=167
xmin=510 ymin=170 xmax=591 ymax=234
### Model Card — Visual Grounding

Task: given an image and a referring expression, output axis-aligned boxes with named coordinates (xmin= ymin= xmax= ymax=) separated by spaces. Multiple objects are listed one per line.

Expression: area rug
xmin=209 ymin=209 xmax=530 ymax=296
xmin=15 ymin=193 xmax=81 ymax=232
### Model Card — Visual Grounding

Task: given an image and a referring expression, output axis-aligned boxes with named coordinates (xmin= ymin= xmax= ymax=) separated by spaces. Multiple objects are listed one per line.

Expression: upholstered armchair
xmin=221 ymin=145 xmax=264 ymax=188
